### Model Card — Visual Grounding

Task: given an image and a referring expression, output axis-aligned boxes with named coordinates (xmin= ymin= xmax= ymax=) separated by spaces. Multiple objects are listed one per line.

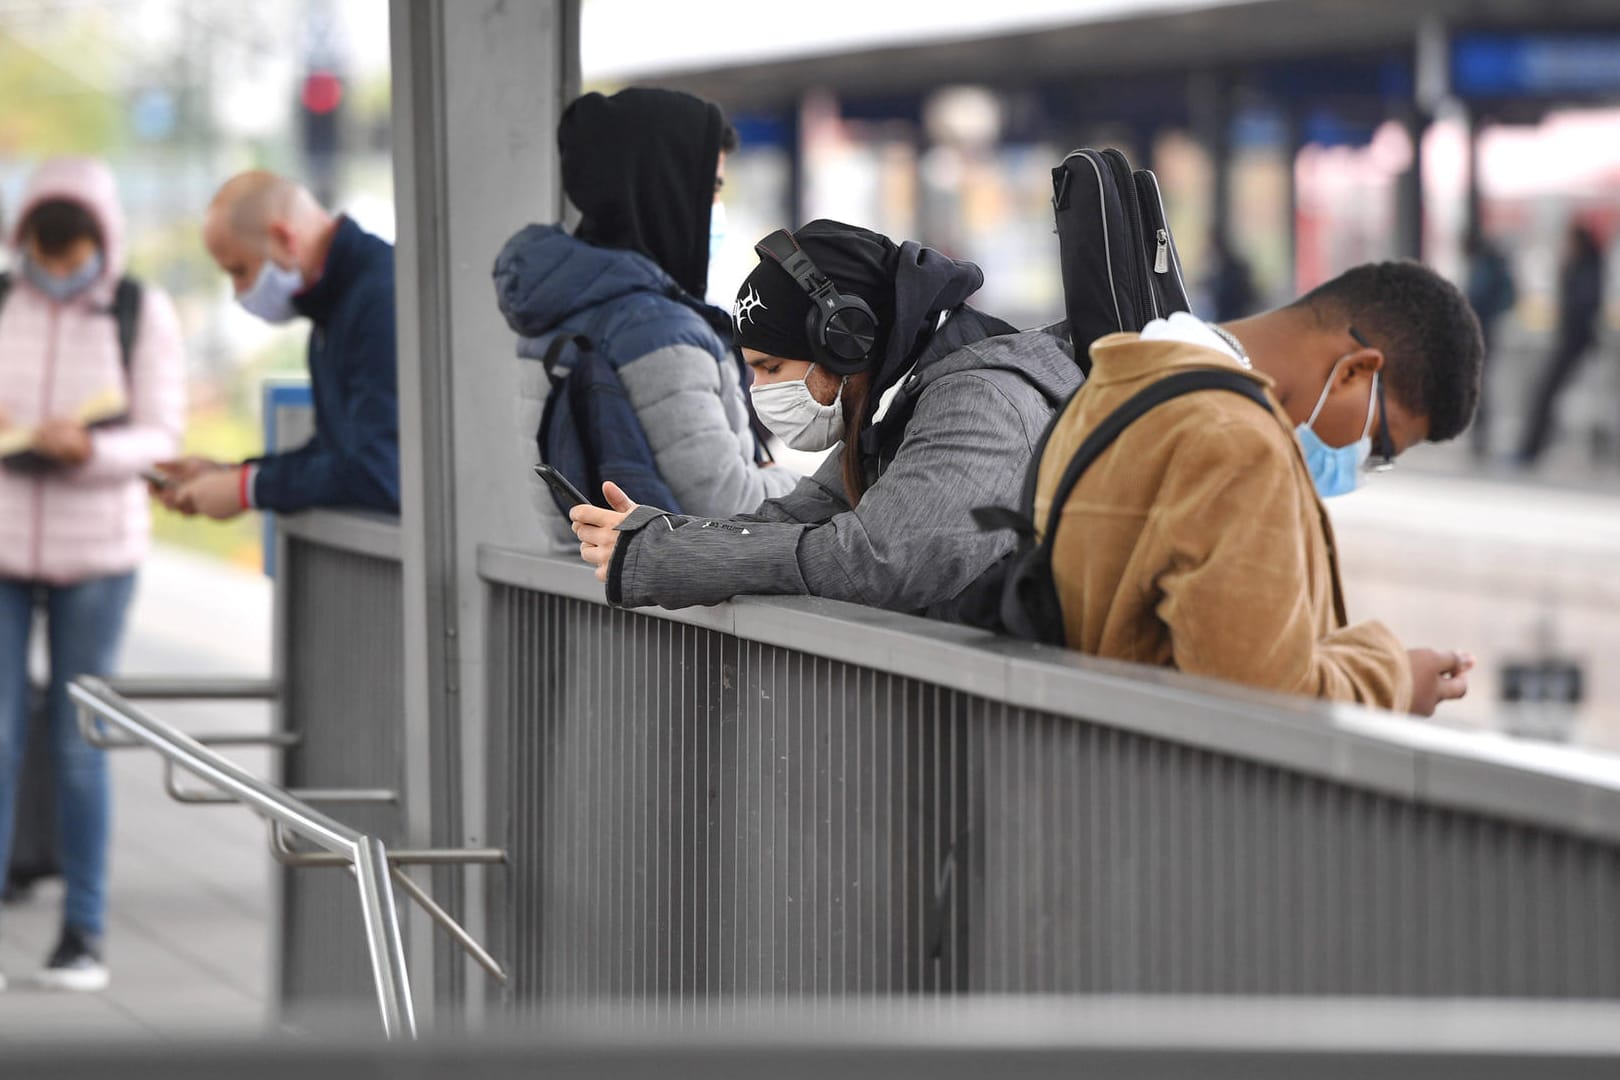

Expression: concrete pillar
xmin=389 ymin=0 xmax=578 ymax=1022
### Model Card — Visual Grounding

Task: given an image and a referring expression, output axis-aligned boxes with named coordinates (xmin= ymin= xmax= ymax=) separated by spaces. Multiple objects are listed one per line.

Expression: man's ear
xmin=267 ymin=221 xmax=297 ymax=265
xmin=1338 ymin=344 xmax=1384 ymax=386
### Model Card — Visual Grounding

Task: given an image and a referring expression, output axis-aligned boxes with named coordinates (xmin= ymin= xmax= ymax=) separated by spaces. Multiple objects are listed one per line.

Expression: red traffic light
xmin=301 ymin=71 xmax=344 ymax=116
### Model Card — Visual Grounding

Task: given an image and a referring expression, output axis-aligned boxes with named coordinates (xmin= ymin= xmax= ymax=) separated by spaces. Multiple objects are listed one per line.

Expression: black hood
xmin=732 ymin=219 xmax=985 ymax=399
xmin=559 ymin=87 xmax=724 ymax=300
xmin=877 ymin=237 xmax=986 ymax=395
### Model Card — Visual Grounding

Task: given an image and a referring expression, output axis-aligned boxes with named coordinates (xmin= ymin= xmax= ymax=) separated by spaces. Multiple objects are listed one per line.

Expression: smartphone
xmin=141 ymin=467 xmax=173 ymax=490
xmin=534 ymin=464 xmax=594 ymax=508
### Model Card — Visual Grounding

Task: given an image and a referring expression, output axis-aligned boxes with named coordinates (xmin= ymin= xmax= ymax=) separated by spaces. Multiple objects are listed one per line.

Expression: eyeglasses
xmin=1348 ymin=325 xmax=1397 ymax=472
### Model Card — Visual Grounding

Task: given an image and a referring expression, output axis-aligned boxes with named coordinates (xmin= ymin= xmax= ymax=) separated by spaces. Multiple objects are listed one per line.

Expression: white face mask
xmin=237 ymin=255 xmax=304 ymax=324
xmin=750 ymin=367 xmax=846 ymax=452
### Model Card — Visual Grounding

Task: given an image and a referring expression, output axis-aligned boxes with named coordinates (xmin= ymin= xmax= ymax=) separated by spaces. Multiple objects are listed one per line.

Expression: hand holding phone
xmin=535 ymin=464 xmax=594 ymax=509
xmin=141 ymin=467 xmax=174 ymax=490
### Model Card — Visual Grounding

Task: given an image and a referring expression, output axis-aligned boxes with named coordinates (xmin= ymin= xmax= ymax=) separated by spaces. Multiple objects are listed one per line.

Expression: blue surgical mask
xmin=237 ymin=256 xmax=304 ymax=324
xmin=22 ymin=251 xmax=103 ymax=303
xmin=1296 ymin=363 xmax=1378 ymax=499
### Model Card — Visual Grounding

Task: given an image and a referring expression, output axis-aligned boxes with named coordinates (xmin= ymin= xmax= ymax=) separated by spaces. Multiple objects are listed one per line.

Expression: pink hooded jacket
xmin=0 ymin=158 xmax=186 ymax=584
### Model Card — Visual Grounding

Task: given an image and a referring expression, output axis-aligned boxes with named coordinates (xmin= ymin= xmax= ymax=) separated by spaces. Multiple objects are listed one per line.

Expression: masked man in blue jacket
xmin=162 ymin=170 xmax=399 ymax=518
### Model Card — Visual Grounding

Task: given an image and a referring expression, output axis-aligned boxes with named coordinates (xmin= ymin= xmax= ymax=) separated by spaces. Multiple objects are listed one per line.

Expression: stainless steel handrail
xmin=267 ymin=823 xmax=509 ymax=984
xmin=104 ymin=676 xmax=280 ymax=701
xmin=68 ymin=676 xmax=417 ymax=1039
xmin=161 ymin=759 xmax=399 ymax=807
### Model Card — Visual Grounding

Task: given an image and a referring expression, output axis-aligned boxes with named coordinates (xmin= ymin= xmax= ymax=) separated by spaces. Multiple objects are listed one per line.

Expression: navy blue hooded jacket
xmin=253 ymin=216 xmax=400 ymax=514
xmin=495 ymin=224 xmax=794 ymax=539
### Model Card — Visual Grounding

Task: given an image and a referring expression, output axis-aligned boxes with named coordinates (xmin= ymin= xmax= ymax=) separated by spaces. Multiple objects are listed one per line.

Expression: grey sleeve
xmin=617 ymin=342 xmax=795 ymax=517
xmin=608 ymin=372 xmax=1033 ymax=614
xmin=743 ymin=449 xmax=852 ymax=524
xmin=606 ymin=505 xmax=810 ymax=609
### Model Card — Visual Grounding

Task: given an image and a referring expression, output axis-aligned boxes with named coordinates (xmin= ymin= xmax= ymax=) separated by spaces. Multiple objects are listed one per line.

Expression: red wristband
xmin=238 ymin=464 xmax=252 ymax=510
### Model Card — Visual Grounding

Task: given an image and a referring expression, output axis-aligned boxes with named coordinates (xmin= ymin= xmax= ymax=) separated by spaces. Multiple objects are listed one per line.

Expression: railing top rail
xmin=68 ymin=677 xmax=363 ymax=856
xmin=278 ymin=509 xmax=404 ymax=562
xmin=478 ymin=545 xmax=1620 ymax=844
xmin=104 ymin=675 xmax=279 ymax=701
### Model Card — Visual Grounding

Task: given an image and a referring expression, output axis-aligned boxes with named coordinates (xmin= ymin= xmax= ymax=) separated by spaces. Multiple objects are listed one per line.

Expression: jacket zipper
xmin=31 ymin=303 xmax=61 ymax=580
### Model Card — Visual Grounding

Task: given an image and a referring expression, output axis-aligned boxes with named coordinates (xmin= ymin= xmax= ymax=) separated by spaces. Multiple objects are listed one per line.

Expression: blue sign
xmin=261 ymin=380 xmax=312 ymax=578
xmin=1453 ymin=33 xmax=1620 ymax=99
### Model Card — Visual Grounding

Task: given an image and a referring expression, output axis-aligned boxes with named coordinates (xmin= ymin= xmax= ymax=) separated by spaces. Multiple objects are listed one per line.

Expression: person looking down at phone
xmin=568 ymin=220 xmax=1081 ymax=618
xmin=156 ymin=171 xmax=398 ymax=518
xmin=494 ymin=87 xmax=794 ymax=545
xmin=0 ymin=157 xmax=186 ymax=990
xmin=1032 ymin=260 xmax=1483 ymax=716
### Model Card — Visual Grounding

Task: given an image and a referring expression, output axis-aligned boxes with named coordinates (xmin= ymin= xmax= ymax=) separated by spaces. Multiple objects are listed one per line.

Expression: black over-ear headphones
xmin=753 ymin=229 xmax=880 ymax=375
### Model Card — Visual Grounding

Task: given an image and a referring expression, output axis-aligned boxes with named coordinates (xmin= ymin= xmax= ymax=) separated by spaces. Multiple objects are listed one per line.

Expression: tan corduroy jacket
xmin=1033 ymin=332 xmax=1412 ymax=712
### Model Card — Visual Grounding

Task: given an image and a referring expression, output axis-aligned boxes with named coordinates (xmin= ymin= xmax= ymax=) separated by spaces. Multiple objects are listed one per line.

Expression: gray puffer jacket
xmin=495 ymin=224 xmax=797 ymax=546
xmin=606 ymin=319 xmax=1081 ymax=619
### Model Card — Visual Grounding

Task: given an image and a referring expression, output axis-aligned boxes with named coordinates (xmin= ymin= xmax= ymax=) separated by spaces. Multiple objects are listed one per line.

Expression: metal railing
xmin=68 ymin=675 xmax=507 ymax=1039
xmin=478 ymin=548 xmax=1620 ymax=1006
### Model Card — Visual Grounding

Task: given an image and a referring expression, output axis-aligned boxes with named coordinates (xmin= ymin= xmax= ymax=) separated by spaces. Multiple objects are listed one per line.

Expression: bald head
xmin=204 ymin=170 xmax=333 ymax=296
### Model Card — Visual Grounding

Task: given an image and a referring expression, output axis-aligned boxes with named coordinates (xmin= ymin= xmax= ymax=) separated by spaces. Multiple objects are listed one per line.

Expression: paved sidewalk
xmin=0 ymin=544 xmax=275 ymax=1042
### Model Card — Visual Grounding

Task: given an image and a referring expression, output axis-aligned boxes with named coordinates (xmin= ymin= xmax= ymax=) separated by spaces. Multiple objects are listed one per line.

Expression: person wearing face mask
xmin=156 ymin=170 xmax=398 ymax=518
xmin=1033 ymin=260 xmax=1484 ymax=717
xmin=493 ymin=87 xmax=794 ymax=547
xmin=567 ymin=219 xmax=1081 ymax=617
xmin=0 ymin=158 xmax=187 ymax=990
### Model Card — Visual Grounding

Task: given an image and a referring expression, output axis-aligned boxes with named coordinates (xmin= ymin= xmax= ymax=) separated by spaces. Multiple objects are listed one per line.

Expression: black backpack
xmin=965 ymin=370 xmax=1275 ymax=644
xmin=533 ymin=332 xmax=685 ymax=516
xmin=1053 ymin=147 xmax=1192 ymax=375
xmin=0 ymin=271 xmax=143 ymax=474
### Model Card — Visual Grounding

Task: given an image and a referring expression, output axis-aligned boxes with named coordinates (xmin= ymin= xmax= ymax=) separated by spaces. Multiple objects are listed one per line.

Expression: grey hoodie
xmin=606 ymin=319 xmax=1080 ymax=619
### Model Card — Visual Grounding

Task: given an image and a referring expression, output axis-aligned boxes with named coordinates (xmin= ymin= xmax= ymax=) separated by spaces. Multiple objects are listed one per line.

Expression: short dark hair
xmin=20 ymin=199 xmax=103 ymax=258
xmin=1294 ymin=260 xmax=1483 ymax=444
xmin=720 ymin=122 xmax=740 ymax=155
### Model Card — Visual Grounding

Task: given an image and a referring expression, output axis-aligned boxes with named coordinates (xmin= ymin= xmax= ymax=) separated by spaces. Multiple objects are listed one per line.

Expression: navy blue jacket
xmin=254 ymin=217 xmax=400 ymax=513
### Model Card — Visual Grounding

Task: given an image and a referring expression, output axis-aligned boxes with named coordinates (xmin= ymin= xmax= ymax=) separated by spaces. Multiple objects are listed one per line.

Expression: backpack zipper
xmin=1103 ymin=149 xmax=1156 ymax=320
xmin=1142 ymin=171 xmax=1191 ymax=307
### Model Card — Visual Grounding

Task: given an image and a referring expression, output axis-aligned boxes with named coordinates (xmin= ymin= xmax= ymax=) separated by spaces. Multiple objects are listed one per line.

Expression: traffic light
xmin=300 ymin=69 xmax=344 ymax=205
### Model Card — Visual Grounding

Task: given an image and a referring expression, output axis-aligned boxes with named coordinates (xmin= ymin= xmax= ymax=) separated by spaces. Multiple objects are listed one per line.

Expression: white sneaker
xmin=35 ymin=928 xmax=109 ymax=992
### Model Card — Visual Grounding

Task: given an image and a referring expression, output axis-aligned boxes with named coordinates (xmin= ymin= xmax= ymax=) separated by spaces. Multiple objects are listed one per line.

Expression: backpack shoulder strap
xmin=112 ymin=277 xmax=142 ymax=378
xmin=1035 ymin=368 xmax=1273 ymax=551
xmin=970 ymin=396 xmax=1069 ymax=538
xmin=0 ymin=272 xmax=141 ymax=380
xmin=541 ymin=332 xmax=593 ymax=384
